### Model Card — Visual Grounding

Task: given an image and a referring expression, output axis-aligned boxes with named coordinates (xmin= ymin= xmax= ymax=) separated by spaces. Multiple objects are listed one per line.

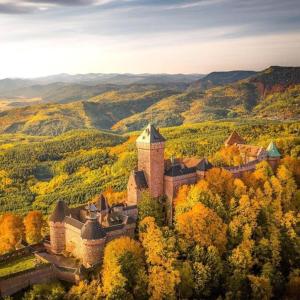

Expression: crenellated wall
xmin=0 ymin=264 xmax=55 ymax=297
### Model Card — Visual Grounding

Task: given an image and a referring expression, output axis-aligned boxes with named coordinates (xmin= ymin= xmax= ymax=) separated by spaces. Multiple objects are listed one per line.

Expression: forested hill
xmin=0 ymin=66 xmax=298 ymax=136
xmin=188 ymin=70 xmax=257 ymax=91
xmin=0 ymin=119 xmax=298 ymax=214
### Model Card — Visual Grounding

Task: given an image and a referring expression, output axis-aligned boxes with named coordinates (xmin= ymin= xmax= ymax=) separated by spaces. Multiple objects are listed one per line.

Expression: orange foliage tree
xmin=213 ymin=145 xmax=243 ymax=166
xmin=23 ymin=211 xmax=44 ymax=245
xmin=176 ymin=203 xmax=227 ymax=253
xmin=0 ymin=213 xmax=24 ymax=254
xmin=205 ymin=168 xmax=234 ymax=202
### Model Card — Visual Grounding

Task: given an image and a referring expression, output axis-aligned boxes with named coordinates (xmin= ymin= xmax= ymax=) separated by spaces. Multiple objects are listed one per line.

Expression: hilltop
xmin=0 ymin=66 xmax=298 ymax=136
xmin=188 ymin=70 xmax=257 ymax=91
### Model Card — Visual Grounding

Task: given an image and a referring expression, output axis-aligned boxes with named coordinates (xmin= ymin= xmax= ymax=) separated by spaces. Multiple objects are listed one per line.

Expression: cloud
xmin=0 ymin=0 xmax=215 ymax=14
xmin=27 ymin=0 xmax=98 ymax=6
xmin=0 ymin=2 xmax=37 ymax=14
xmin=0 ymin=0 xmax=114 ymax=14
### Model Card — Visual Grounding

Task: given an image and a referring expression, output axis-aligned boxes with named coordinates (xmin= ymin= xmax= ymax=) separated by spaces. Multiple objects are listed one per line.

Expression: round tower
xmin=136 ymin=123 xmax=166 ymax=198
xmin=81 ymin=215 xmax=106 ymax=267
xmin=49 ymin=200 xmax=68 ymax=254
xmin=266 ymin=141 xmax=281 ymax=171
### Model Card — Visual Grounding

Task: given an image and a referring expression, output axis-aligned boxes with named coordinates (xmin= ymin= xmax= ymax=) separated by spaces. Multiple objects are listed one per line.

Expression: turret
xmin=49 ymin=200 xmax=68 ymax=254
xmin=136 ymin=123 xmax=166 ymax=198
xmin=97 ymin=194 xmax=110 ymax=224
xmin=224 ymin=130 xmax=245 ymax=147
xmin=266 ymin=141 xmax=281 ymax=171
xmin=81 ymin=213 xmax=106 ymax=267
xmin=196 ymin=158 xmax=213 ymax=179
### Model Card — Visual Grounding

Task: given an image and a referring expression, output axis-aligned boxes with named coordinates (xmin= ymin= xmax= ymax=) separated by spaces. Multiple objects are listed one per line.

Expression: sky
xmin=0 ymin=0 xmax=300 ymax=78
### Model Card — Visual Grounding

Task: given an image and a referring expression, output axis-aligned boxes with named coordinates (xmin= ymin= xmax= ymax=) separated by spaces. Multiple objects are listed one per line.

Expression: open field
xmin=0 ymin=255 xmax=37 ymax=277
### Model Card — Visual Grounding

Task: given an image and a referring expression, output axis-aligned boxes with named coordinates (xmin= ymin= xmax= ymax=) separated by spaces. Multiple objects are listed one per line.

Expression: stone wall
xmin=0 ymin=243 xmax=45 ymax=264
xmin=64 ymin=223 xmax=83 ymax=259
xmin=164 ymin=172 xmax=197 ymax=200
xmin=0 ymin=264 xmax=55 ymax=297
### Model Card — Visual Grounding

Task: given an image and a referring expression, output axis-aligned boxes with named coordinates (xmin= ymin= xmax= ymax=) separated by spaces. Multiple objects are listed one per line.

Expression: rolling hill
xmin=114 ymin=66 xmax=300 ymax=131
xmin=0 ymin=66 xmax=298 ymax=136
xmin=189 ymin=70 xmax=257 ymax=91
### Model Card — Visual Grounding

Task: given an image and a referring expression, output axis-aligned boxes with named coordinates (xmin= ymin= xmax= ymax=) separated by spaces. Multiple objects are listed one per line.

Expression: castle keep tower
xmin=136 ymin=124 xmax=166 ymax=198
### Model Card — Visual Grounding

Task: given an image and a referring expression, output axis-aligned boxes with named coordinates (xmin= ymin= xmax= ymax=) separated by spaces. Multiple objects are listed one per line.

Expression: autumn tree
xmin=103 ymin=187 xmax=127 ymax=206
xmin=0 ymin=213 xmax=24 ymax=254
xmin=138 ymin=191 xmax=164 ymax=226
xmin=191 ymin=245 xmax=224 ymax=298
xmin=248 ymin=275 xmax=272 ymax=300
xmin=177 ymin=261 xmax=194 ymax=299
xmin=284 ymin=269 xmax=300 ymax=300
xmin=65 ymin=280 xmax=103 ymax=300
xmin=24 ymin=211 xmax=44 ymax=244
xmin=23 ymin=281 xmax=65 ymax=300
xmin=139 ymin=217 xmax=180 ymax=300
xmin=175 ymin=180 xmax=227 ymax=221
xmin=213 ymin=145 xmax=243 ymax=166
xmin=276 ymin=165 xmax=298 ymax=211
xmin=280 ymin=156 xmax=300 ymax=185
xmin=102 ymin=236 xmax=148 ymax=300
xmin=252 ymin=161 xmax=274 ymax=185
xmin=205 ymin=167 xmax=235 ymax=202
xmin=176 ymin=203 xmax=227 ymax=253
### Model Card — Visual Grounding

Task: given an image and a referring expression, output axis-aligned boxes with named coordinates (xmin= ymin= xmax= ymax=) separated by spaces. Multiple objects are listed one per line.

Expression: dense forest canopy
xmin=0 ymin=120 xmax=298 ymax=215
xmin=0 ymin=117 xmax=299 ymax=299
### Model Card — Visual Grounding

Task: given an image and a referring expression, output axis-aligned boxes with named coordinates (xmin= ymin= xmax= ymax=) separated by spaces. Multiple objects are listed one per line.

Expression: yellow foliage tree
xmin=102 ymin=236 xmax=147 ymax=299
xmin=205 ymin=168 xmax=234 ymax=201
xmin=103 ymin=187 xmax=127 ymax=206
xmin=213 ymin=145 xmax=243 ymax=166
xmin=176 ymin=203 xmax=227 ymax=253
xmin=23 ymin=211 xmax=44 ymax=244
xmin=139 ymin=217 xmax=180 ymax=300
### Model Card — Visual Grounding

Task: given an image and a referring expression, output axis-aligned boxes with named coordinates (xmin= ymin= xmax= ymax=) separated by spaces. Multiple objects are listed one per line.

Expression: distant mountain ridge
xmin=0 ymin=66 xmax=298 ymax=136
xmin=189 ymin=70 xmax=257 ymax=91
xmin=0 ymin=73 xmax=204 ymax=96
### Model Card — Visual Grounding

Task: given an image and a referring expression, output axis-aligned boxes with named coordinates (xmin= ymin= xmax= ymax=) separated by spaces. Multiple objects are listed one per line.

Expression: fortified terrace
xmin=48 ymin=123 xmax=281 ymax=268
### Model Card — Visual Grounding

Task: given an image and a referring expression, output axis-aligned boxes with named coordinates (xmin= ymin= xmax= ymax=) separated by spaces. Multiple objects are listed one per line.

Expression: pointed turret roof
xmin=224 ymin=130 xmax=245 ymax=146
xmin=196 ymin=158 xmax=213 ymax=171
xmin=136 ymin=123 xmax=166 ymax=144
xmin=49 ymin=200 xmax=69 ymax=222
xmin=266 ymin=141 xmax=281 ymax=157
xmin=98 ymin=194 xmax=110 ymax=211
xmin=81 ymin=218 xmax=106 ymax=240
xmin=131 ymin=170 xmax=148 ymax=189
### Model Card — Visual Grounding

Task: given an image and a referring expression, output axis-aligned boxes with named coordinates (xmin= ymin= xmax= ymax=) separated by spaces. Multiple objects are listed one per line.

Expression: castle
xmin=49 ymin=124 xmax=281 ymax=267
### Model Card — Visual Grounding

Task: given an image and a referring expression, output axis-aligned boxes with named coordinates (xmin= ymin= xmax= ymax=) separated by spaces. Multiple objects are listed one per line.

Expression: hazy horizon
xmin=1 ymin=0 xmax=300 ymax=78
xmin=2 ymin=65 xmax=300 ymax=81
